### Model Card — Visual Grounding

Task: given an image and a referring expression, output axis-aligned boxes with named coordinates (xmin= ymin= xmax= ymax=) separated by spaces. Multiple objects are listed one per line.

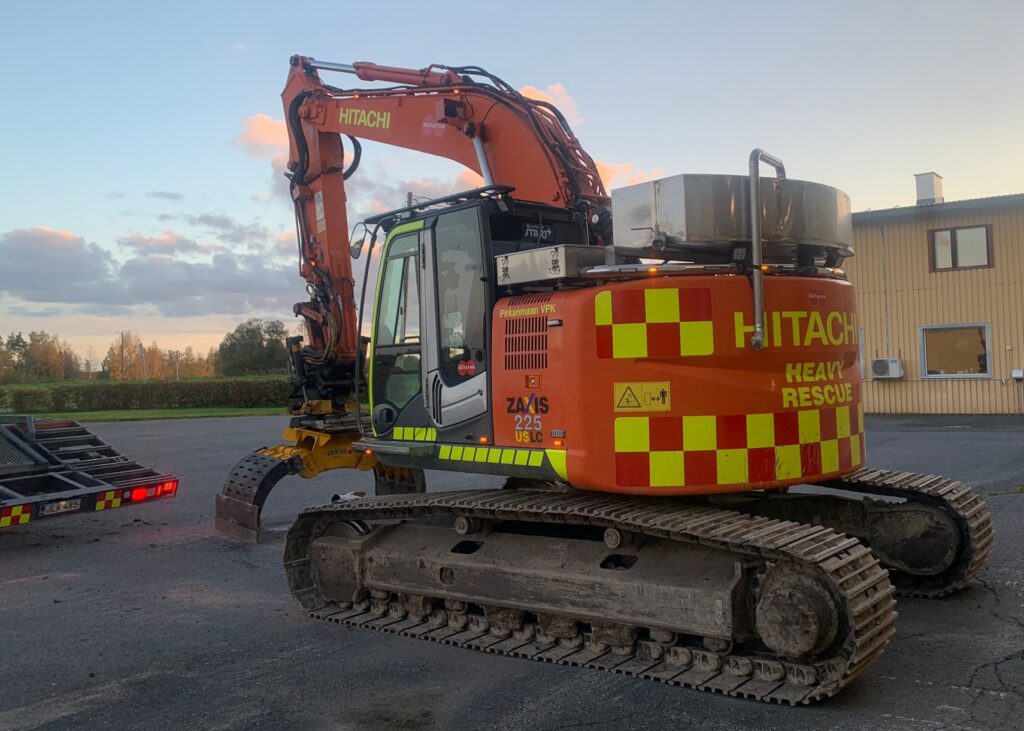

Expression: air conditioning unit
xmin=871 ymin=358 xmax=904 ymax=380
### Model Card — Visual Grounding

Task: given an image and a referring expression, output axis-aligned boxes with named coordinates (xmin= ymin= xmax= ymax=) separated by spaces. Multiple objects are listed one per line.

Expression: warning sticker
xmin=613 ymin=382 xmax=672 ymax=412
xmin=314 ymin=191 xmax=326 ymax=233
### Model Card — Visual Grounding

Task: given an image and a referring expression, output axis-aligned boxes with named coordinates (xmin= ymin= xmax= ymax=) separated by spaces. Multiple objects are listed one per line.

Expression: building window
xmin=919 ymin=324 xmax=991 ymax=378
xmin=928 ymin=225 xmax=993 ymax=271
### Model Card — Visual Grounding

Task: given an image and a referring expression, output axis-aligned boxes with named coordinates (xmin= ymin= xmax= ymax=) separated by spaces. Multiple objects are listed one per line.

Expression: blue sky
xmin=1 ymin=0 xmax=1021 ymax=359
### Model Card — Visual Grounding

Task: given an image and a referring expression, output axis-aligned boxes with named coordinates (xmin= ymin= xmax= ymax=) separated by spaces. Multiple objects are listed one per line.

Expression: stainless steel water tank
xmin=611 ymin=174 xmax=853 ymax=259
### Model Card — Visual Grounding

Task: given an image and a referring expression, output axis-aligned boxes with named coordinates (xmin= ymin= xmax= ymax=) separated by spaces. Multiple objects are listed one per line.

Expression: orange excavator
xmin=215 ymin=56 xmax=993 ymax=703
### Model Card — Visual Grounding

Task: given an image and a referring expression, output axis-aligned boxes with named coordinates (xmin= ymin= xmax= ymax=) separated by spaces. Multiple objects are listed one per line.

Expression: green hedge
xmin=3 ymin=379 xmax=291 ymax=414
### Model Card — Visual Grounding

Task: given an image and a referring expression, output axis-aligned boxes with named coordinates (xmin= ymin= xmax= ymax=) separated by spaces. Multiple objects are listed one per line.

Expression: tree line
xmin=0 ymin=319 xmax=292 ymax=384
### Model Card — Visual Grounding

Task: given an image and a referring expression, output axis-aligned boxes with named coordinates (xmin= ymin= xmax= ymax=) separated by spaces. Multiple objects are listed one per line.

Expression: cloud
xmin=231 ymin=41 xmax=250 ymax=52
xmin=116 ymin=230 xmax=222 ymax=255
xmin=106 ymin=191 xmax=124 ymax=200
xmin=595 ymin=160 xmax=668 ymax=190
xmin=0 ymin=227 xmax=302 ymax=318
xmin=355 ymin=176 xmax=467 ymax=218
xmin=273 ymin=230 xmax=295 ymax=253
xmin=146 ymin=190 xmax=185 ymax=202
xmin=150 ymin=211 xmax=273 ymax=247
xmin=0 ymin=228 xmax=120 ymax=305
xmin=519 ymin=83 xmax=584 ymax=127
xmin=457 ymin=169 xmax=485 ymax=189
xmin=116 ymin=252 xmax=300 ymax=317
xmin=236 ymin=115 xmax=294 ymax=202
xmin=237 ymin=113 xmax=288 ymax=158
xmin=270 ymin=152 xmax=291 ymax=201
xmin=185 ymin=213 xmax=270 ymax=245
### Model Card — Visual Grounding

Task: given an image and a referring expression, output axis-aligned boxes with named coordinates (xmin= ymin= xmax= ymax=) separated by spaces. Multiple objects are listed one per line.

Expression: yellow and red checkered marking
xmin=595 ymin=287 xmax=714 ymax=358
xmin=94 ymin=490 xmax=123 ymax=511
xmin=614 ymin=404 xmax=865 ymax=488
xmin=0 ymin=504 xmax=32 ymax=528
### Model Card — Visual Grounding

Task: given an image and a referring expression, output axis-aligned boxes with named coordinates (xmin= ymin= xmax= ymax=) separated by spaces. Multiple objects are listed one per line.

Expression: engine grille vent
xmin=504 ymin=293 xmax=554 ymax=306
xmin=504 ymin=316 xmax=548 ymax=370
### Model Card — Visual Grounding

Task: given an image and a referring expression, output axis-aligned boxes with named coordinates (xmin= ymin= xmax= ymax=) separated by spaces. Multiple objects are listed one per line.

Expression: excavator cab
xmin=369 ymin=205 xmax=491 ymax=440
xmin=361 ymin=188 xmax=587 ymax=463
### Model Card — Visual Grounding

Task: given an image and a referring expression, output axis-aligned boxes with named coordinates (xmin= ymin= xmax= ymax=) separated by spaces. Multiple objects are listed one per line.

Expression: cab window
xmin=373 ymin=233 xmax=421 ymax=411
xmin=433 ymin=208 xmax=486 ymax=385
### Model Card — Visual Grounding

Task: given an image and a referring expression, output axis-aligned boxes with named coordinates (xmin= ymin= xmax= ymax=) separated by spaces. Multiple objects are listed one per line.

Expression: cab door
xmin=420 ymin=207 xmax=490 ymax=427
xmin=369 ymin=227 xmax=423 ymax=435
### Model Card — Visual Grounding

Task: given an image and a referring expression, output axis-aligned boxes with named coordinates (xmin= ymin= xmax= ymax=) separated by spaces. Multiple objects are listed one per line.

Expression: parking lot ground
xmin=1 ymin=414 xmax=1022 ymax=730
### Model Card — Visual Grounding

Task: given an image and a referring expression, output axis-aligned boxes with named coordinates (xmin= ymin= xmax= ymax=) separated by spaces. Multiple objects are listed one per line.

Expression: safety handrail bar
xmin=748 ymin=148 xmax=786 ymax=351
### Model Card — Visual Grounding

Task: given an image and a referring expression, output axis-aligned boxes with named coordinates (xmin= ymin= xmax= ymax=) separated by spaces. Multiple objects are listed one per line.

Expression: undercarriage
xmin=281 ymin=468 xmax=991 ymax=704
xmin=285 ymin=490 xmax=895 ymax=704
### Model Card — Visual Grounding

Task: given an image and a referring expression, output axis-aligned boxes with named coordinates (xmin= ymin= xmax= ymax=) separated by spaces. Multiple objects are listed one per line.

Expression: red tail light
xmin=126 ymin=479 xmax=178 ymax=503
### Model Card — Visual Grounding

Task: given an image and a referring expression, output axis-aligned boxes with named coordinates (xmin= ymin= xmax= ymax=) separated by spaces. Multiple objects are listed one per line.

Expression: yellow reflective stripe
xmin=682 ymin=415 xmax=716 ymax=451
xmin=679 ymin=321 xmax=714 ymax=356
xmin=835 ymin=406 xmax=851 ymax=438
xmin=649 ymin=450 xmax=683 ymax=487
xmin=597 ymin=287 xmax=715 ymax=358
xmin=716 ymin=448 xmax=749 ymax=484
xmin=594 ymin=290 xmax=613 ymax=326
xmin=821 ymin=439 xmax=840 ymax=473
xmin=644 ymin=288 xmax=680 ymax=323
xmin=545 ymin=449 xmax=568 ymax=480
xmin=611 ymin=323 xmax=647 ymax=358
xmin=393 ymin=426 xmax=438 ymax=442
xmin=745 ymin=413 xmax=774 ymax=449
xmin=775 ymin=444 xmax=802 ymax=479
xmin=798 ymin=410 xmax=821 ymax=444
xmin=613 ymin=405 xmax=865 ymax=488
xmin=614 ymin=417 xmax=650 ymax=452
xmin=434 ymin=444 xmax=565 ymax=477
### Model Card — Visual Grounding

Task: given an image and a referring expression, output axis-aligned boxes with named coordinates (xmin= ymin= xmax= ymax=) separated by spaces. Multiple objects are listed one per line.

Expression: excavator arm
xmin=216 ymin=55 xmax=609 ymax=541
xmin=282 ymin=55 xmax=609 ymax=402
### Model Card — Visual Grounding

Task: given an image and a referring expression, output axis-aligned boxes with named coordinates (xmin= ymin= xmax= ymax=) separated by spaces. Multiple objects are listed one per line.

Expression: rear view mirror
xmin=349 ymin=222 xmax=368 ymax=259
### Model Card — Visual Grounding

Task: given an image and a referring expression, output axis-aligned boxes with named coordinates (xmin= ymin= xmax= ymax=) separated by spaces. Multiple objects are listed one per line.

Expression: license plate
xmin=40 ymin=498 xmax=82 ymax=516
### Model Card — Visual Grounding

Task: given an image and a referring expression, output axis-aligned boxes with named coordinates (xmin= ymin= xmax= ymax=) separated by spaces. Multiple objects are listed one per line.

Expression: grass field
xmin=33 ymin=406 xmax=286 ymax=422
xmin=1 ymin=374 xmax=285 ymax=391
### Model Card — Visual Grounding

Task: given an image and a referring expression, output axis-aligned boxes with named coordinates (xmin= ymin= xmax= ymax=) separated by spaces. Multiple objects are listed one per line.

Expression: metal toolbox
xmin=495 ymin=245 xmax=607 ymax=286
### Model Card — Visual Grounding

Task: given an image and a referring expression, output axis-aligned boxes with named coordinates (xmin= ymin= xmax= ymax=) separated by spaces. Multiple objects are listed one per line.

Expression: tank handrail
xmin=748 ymin=149 xmax=786 ymax=351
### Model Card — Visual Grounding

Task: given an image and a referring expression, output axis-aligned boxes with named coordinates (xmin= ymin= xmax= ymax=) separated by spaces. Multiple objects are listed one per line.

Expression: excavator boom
xmin=281 ymin=55 xmax=608 ymax=383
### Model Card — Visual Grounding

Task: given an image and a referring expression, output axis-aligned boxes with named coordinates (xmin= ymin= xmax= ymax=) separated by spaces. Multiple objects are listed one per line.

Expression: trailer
xmin=0 ymin=416 xmax=178 ymax=530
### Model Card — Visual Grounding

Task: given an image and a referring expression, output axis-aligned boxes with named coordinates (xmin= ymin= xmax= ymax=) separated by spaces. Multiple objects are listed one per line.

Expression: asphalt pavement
xmin=1 ymin=414 xmax=1022 ymax=730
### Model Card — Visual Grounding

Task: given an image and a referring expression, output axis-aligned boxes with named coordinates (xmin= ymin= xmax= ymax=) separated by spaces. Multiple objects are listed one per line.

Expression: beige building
xmin=846 ymin=175 xmax=1024 ymax=414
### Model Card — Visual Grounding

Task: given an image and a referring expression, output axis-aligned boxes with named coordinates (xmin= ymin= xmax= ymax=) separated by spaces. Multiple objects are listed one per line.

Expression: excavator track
xmin=285 ymin=490 xmax=898 ymax=704
xmin=826 ymin=467 xmax=994 ymax=597
xmin=723 ymin=467 xmax=994 ymax=598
